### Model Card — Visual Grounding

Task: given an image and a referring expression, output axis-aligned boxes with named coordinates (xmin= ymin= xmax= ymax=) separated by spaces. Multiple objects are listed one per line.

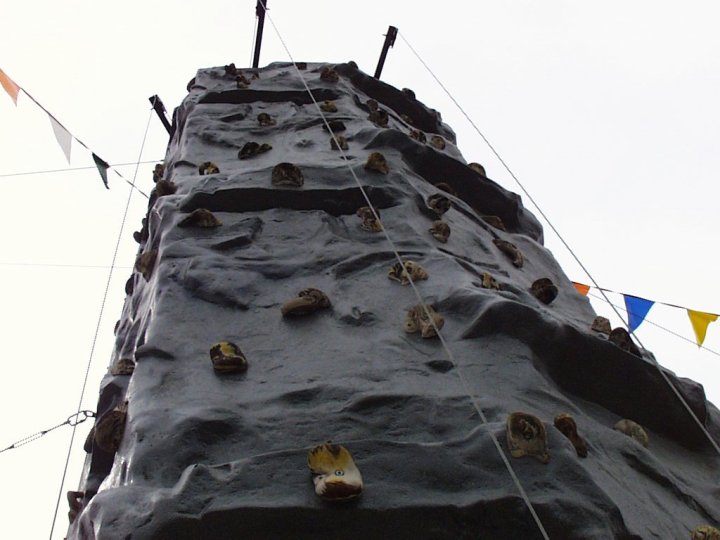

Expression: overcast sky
xmin=1 ymin=1 xmax=719 ymax=538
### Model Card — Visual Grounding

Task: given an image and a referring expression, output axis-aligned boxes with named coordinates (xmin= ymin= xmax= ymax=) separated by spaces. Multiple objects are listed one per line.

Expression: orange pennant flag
xmin=0 ymin=68 xmax=20 ymax=105
xmin=573 ymin=282 xmax=590 ymax=296
xmin=687 ymin=309 xmax=718 ymax=347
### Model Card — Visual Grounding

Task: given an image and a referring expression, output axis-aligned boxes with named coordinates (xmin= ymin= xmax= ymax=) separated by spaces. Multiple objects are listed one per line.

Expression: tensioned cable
xmin=0 ymin=262 xmax=133 ymax=270
xmin=0 ymin=160 xmax=158 ymax=178
xmin=256 ymin=3 xmax=550 ymax=538
xmin=397 ymin=32 xmax=720 ymax=457
xmin=250 ymin=12 xmax=259 ymax=67
xmin=48 ymin=103 xmax=154 ymax=540
xmin=587 ymin=291 xmax=720 ymax=356
xmin=0 ymin=411 xmax=94 ymax=455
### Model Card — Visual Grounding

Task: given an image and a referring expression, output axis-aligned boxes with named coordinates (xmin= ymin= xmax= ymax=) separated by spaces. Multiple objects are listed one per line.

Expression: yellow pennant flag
xmin=687 ymin=309 xmax=718 ymax=347
xmin=0 ymin=68 xmax=20 ymax=105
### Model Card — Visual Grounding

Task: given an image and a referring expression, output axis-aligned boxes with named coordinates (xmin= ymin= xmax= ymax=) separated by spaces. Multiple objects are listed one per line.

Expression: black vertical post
xmin=374 ymin=26 xmax=398 ymax=79
xmin=253 ymin=0 xmax=268 ymax=69
xmin=148 ymin=95 xmax=172 ymax=135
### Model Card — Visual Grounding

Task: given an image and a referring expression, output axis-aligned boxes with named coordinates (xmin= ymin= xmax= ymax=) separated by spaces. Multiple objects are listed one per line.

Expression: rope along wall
xmin=396 ymin=31 xmax=720 ymax=457
xmin=257 ymin=2 xmax=551 ymax=538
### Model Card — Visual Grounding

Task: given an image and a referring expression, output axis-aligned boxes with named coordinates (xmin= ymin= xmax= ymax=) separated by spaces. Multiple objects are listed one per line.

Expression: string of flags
xmin=0 ymin=68 xmax=148 ymax=197
xmin=573 ymin=282 xmax=718 ymax=347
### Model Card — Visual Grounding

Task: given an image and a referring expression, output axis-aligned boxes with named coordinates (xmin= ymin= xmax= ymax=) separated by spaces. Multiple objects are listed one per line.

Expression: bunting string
xmin=574 ymin=281 xmax=718 ymax=347
xmin=0 ymin=67 xmax=150 ymax=197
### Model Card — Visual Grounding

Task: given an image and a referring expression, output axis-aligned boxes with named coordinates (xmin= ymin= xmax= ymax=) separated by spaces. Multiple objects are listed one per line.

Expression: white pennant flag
xmin=49 ymin=115 xmax=72 ymax=164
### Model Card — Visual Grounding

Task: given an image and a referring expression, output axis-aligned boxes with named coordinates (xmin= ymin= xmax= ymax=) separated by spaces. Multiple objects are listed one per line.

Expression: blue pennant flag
xmin=624 ymin=295 xmax=655 ymax=333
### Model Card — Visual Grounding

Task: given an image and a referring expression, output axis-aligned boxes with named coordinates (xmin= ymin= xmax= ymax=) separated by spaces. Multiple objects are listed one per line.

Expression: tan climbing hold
xmin=236 ymin=74 xmax=250 ymax=89
xmin=554 ymin=413 xmax=588 ymax=458
xmin=388 ymin=261 xmax=428 ymax=285
xmin=366 ymin=99 xmax=379 ymax=111
xmin=356 ymin=206 xmax=382 ymax=232
xmin=152 ymin=163 xmax=165 ymax=183
xmin=531 ymin=278 xmax=559 ymax=305
xmin=493 ymin=239 xmax=523 ymax=268
xmin=154 ymin=179 xmax=176 ymax=197
xmin=409 ymin=129 xmax=426 ymax=143
xmin=430 ymin=135 xmax=446 ymax=149
xmin=481 ymin=272 xmax=501 ymax=290
xmin=110 ymin=358 xmax=135 ymax=376
xmin=320 ymin=67 xmax=339 ymax=82
xmin=271 ymin=162 xmax=304 ymax=187
xmin=691 ymin=525 xmax=720 ymax=540
xmin=239 ymin=141 xmax=272 ymax=160
xmin=135 ymin=250 xmax=157 ymax=281
xmin=429 ymin=220 xmax=450 ymax=243
xmin=591 ymin=316 xmax=611 ymax=335
xmin=507 ymin=412 xmax=550 ymax=464
xmin=281 ymin=288 xmax=331 ymax=317
xmin=364 ymin=152 xmax=389 ymax=174
xmin=468 ymin=162 xmax=486 ymax=176
xmin=199 ymin=161 xmax=220 ymax=175
xmin=257 ymin=112 xmax=276 ymax=127
xmin=427 ymin=193 xmax=452 ymax=216
xmin=368 ymin=109 xmax=389 ymax=127
xmin=404 ymin=304 xmax=444 ymax=339
xmin=330 ymin=135 xmax=348 ymax=150
xmin=210 ymin=341 xmax=248 ymax=374
xmin=482 ymin=215 xmax=506 ymax=231
xmin=608 ymin=327 xmax=641 ymax=357
xmin=614 ymin=419 xmax=648 ymax=447
xmin=319 ymin=100 xmax=337 ymax=113
xmin=94 ymin=401 xmax=128 ymax=454
xmin=307 ymin=443 xmax=363 ymax=501
xmin=178 ymin=208 xmax=222 ymax=228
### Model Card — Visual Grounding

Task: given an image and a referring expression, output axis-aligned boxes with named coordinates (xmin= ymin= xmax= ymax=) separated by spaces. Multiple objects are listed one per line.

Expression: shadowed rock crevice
xmin=200 ymin=88 xmax=340 ymax=106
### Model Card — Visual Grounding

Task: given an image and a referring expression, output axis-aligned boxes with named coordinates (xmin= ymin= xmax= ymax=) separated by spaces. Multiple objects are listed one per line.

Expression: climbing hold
xmin=67 ymin=490 xmax=84 ymax=523
xmin=110 ymin=358 xmax=135 ymax=376
xmin=468 ymin=162 xmax=486 ymax=176
xmin=152 ymin=163 xmax=165 ymax=183
xmin=531 ymin=278 xmax=559 ymax=305
xmin=319 ymin=100 xmax=337 ymax=113
xmin=364 ymin=152 xmax=389 ymax=174
xmin=320 ymin=67 xmax=339 ymax=82
xmin=482 ymin=215 xmax=506 ymax=231
xmin=209 ymin=341 xmax=248 ymax=374
xmin=135 ymin=250 xmax=157 ymax=281
xmin=271 ymin=162 xmax=304 ymax=187
xmin=388 ymin=261 xmax=429 ymax=285
xmin=691 ymin=525 xmax=720 ymax=540
xmin=224 ymin=63 xmax=238 ymax=76
xmin=295 ymin=62 xmax=307 ymax=70
xmin=307 ymin=443 xmax=363 ymax=501
xmin=94 ymin=401 xmax=128 ymax=454
xmin=591 ymin=316 xmax=612 ymax=335
xmin=198 ymin=162 xmax=220 ymax=175
xmin=409 ymin=129 xmax=426 ymax=143
xmin=124 ymin=275 xmax=135 ymax=296
xmin=356 ymin=206 xmax=382 ymax=232
xmin=178 ymin=208 xmax=222 ymax=228
xmin=404 ymin=304 xmax=444 ymax=339
xmin=481 ymin=272 xmax=501 ymax=290
xmin=236 ymin=74 xmax=250 ymax=89
xmin=330 ymin=135 xmax=348 ymax=150
xmin=554 ymin=413 xmax=588 ymax=458
xmin=608 ymin=328 xmax=641 ymax=357
xmin=401 ymin=88 xmax=416 ymax=100
xmin=614 ymin=419 xmax=649 ymax=447
xmin=281 ymin=288 xmax=331 ymax=317
xmin=368 ymin=108 xmax=389 ymax=127
xmin=257 ymin=112 xmax=276 ymax=127
xmin=428 ymin=220 xmax=450 ymax=243
xmin=493 ymin=238 xmax=524 ymax=268
xmin=427 ymin=193 xmax=452 ymax=215
xmin=366 ymin=99 xmax=379 ymax=111
xmin=154 ymin=179 xmax=176 ymax=198
xmin=506 ymin=412 xmax=550 ymax=464
xmin=238 ymin=141 xmax=272 ymax=160
xmin=430 ymin=135 xmax=446 ymax=150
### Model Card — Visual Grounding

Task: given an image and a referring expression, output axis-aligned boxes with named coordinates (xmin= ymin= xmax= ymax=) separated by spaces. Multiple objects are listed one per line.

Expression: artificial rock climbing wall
xmin=69 ymin=62 xmax=720 ymax=539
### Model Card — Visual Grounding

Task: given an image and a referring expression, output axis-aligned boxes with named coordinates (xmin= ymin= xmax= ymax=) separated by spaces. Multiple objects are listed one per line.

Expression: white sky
xmin=1 ymin=1 xmax=719 ymax=538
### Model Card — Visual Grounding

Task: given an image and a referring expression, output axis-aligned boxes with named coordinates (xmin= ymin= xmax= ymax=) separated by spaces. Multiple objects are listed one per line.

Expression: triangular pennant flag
xmin=573 ymin=282 xmax=590 ymax=296
xmin=0 ymin=68 xmax=20 ymax=105
xmin=92 ymin=153 xmax=110 ymax=189
xmin=687 ymin=309 xmax=718 ymax=347
xmin=49 ymin=115 xmax=72 ymax=164
xmin=623 ymin=294 xmax=654 ymax=333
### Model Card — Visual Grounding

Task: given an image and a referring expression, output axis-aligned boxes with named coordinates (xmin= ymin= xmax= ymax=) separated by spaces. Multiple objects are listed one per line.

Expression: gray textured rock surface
xmin=70 ymin=62 xmax=720 ymax=539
